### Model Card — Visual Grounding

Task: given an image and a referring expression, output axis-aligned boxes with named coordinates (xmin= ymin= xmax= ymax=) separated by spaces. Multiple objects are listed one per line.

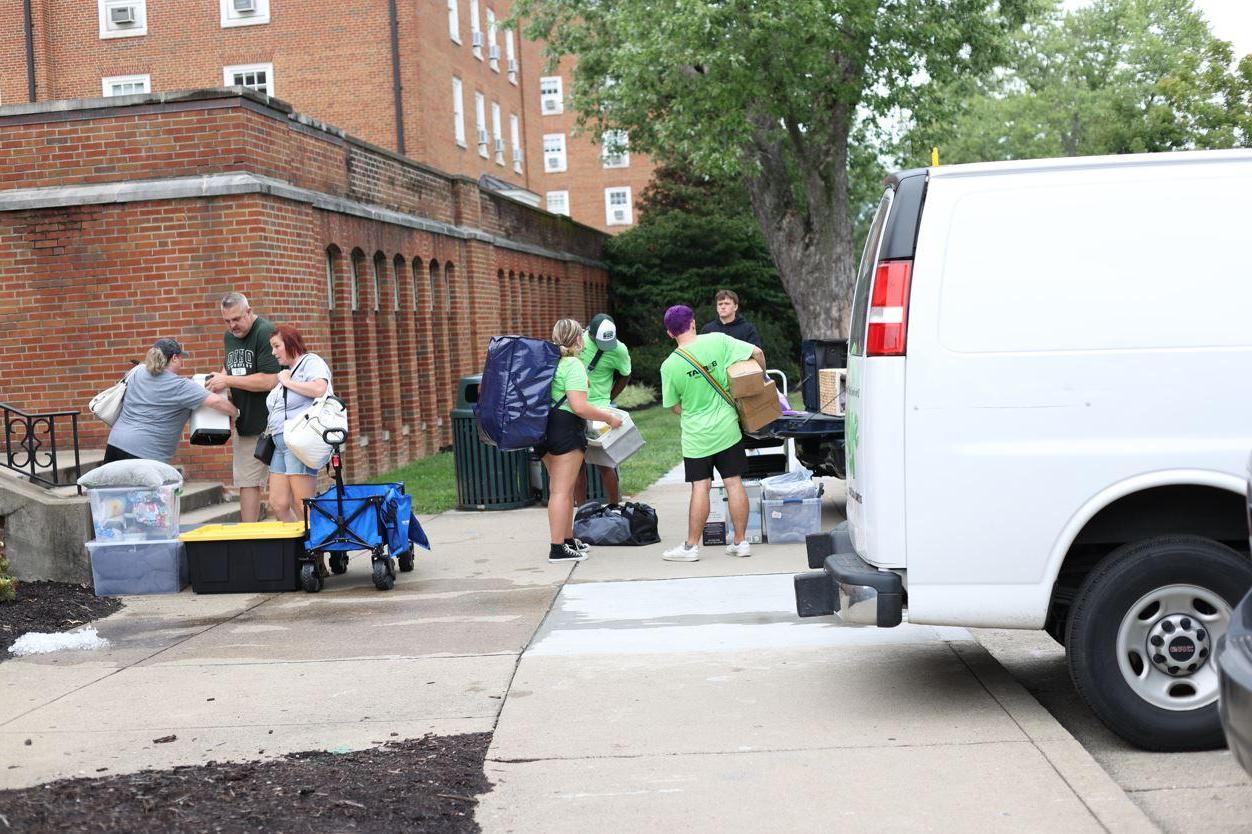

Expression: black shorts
xmin=683 ymin=439 xmax=748 ymax=483
xmin=533 ymin=407 xmax=588 ymax=458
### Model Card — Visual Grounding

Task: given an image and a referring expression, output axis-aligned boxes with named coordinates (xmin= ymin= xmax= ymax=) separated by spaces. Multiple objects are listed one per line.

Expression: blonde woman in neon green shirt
xmin=538 ymin=319 xmax=622 ymax=564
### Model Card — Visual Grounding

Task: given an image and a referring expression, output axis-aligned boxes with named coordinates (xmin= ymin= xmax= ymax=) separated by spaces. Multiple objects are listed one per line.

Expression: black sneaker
xmin=548 ymin=543 xmax=588 ymax=563
xmin=565 ymin=537 xmax=591 ymax=553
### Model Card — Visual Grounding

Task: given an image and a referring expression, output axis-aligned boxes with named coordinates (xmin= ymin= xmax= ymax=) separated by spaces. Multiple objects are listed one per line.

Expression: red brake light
xmin=866 ymin=259 xmax=912 ymax=356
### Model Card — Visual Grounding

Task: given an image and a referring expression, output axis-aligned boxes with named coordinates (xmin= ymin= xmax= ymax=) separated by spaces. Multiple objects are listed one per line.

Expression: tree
xmin=511 ymin=0 xmax=1038 ymax=339
xmin=902 ymin=0 xmax=1252 ymax=164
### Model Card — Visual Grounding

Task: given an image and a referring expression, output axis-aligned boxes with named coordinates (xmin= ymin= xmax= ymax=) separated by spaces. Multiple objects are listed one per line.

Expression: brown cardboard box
xmin=728 ymin=360 xmax=766 ymax=398
xmin=736 ymin=379 xmax=783 ymax=433
xmin=818 ymin=368 xmax=847 ymax=416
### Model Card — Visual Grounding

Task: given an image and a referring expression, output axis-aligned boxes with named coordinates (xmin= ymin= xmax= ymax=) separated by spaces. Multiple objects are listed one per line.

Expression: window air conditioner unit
xmin=507 ymin=59 xmax=518 ymax=73
xmin=546 ymin=156 xmax=561 ymax=169
xmin=472 ymin=31 xmax=483 ymax=48
xmin=477 ymin=129 xmax=489 ymax=146
xmin=512 ymin=147 xmax=523 ymax=163
xmin=494 ymin=138 xmax=504 ymax=153
xmin=489 ymin=45 xmax=500 ymax=61
xmin=613 ymin=209 xmax=627 ymax=222
xmin=109 ymin=5 xmax=137 ymax=26
xmin=543 ymin=99 xmax=558 ymax=113
xmin=233 ymin=0 xmax=258 ymax=13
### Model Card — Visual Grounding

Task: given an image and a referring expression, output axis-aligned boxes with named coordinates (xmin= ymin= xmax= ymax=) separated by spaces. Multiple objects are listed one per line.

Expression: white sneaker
xmin=662 ymin=543 xmax=700 ymax=562
xmin=724 ymin=541 xmax=752 ymax=557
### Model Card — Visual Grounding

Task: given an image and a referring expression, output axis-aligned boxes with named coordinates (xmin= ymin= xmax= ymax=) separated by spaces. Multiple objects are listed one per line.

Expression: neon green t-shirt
xmin=550 ymin=355 xmax=588 ymax=414
xmin=659 ymin=332 xmax=756 ymax=458
xmin=579 ymin=337 xmax=632 ymax=407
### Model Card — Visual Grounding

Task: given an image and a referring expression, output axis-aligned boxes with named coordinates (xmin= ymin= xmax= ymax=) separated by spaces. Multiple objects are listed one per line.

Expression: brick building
xmin=0 ymin=89 xmax=610 ymax=482
xmin=1 ymin=0 xmax=654 ymax=233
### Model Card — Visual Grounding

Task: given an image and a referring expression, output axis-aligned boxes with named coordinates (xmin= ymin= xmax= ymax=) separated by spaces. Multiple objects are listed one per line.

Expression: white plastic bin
xmin=762 ymin=497 xmax=822 ymax=544
xmin=87 ymin=538 xmax=187 ymax=595
xmin=712 ymin=480 xmax=763 ymax=543
xmin=585 ymin=410 xmax=645 ymax=467
xmin=88 ymin=485 xmax=181 ymax=542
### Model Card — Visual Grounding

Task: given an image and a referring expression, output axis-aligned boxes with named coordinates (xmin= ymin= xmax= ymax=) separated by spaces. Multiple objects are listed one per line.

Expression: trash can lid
xmin=180 ymin=521 xmax=307 ymax=542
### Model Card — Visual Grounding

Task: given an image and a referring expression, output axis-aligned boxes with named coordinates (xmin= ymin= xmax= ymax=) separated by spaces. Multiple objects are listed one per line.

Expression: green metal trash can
xmin=538 ymin=458 xmax=607 ymax=505
xmin=452 ymin=375 xmax=534 ymax=510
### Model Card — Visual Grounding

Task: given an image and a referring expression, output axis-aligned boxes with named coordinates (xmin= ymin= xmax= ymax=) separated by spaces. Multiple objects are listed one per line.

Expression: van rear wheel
xmin=1066 ymin=535 xmax=1251 ymax=751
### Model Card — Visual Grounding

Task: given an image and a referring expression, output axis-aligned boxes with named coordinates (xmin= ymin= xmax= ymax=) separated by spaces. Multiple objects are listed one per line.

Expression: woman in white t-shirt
xmin=265 ymin=324 xmax=333 ymax=523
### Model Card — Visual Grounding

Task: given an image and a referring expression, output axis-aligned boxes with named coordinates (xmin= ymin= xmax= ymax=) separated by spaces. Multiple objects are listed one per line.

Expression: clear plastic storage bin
xmin=712 ymin=480 xmax=764 ymax=544
xmin=88 ymin=485 xmax=181 ymax=542
xmin=762 ymin=496 xmax=822 ymax=544
xmin=86 ymin=538 xmax=187 ymax=595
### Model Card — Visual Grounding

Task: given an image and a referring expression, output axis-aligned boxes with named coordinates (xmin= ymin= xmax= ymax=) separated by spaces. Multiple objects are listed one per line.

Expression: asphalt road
xmin=975 ymin=628 xmax=1252 ymax=833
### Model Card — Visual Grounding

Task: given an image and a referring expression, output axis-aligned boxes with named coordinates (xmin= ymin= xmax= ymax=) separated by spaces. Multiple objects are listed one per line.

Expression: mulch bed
xmin=0 ymin=733 xmax=494 ymax=834
xmin=0 ymin=580 xmax=123 ymax=658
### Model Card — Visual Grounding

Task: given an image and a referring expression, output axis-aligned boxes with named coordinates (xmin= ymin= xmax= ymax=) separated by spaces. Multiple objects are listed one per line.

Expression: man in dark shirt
xmin=699 ymin=289 xmax=762 ymax=348
xmin=204 ymin=292 xmax=280 ymax=522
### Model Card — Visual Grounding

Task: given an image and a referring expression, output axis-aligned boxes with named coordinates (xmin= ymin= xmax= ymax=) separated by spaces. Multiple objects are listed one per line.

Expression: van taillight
xmin=866 ymin=259 xmax=912 ymax=357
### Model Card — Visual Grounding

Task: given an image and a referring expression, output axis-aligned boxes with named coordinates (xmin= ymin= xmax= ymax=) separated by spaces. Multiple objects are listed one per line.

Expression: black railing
xmin=1 ymin=403 xmax=82 ymax=493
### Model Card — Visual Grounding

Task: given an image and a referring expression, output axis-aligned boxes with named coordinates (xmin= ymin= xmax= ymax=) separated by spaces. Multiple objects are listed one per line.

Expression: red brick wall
xmin=0 ymin=92 xmax=607 ymax=483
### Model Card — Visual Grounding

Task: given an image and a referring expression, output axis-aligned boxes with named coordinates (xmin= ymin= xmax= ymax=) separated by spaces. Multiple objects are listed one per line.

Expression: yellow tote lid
xmin=180 ymin=521 xmax=307 ymax=542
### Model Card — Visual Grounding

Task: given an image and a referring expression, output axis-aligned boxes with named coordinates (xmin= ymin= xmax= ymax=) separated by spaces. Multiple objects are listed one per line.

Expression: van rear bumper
xmin=794 ymin=522 xmax=903 ymax=627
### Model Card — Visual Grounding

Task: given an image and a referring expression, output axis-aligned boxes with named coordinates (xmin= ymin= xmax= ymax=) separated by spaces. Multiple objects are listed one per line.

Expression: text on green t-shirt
xmin=224 ymin=316 xmax=281 ymax=437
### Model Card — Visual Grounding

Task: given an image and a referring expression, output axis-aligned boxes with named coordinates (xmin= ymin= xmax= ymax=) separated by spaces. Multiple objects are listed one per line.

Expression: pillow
xmin=79 ymin=459 xmax=183 ymax=490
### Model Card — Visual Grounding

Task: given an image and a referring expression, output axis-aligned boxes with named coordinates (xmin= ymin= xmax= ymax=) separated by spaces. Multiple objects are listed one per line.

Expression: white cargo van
xmin=794 ymin=150 xmax=1252 ymax=750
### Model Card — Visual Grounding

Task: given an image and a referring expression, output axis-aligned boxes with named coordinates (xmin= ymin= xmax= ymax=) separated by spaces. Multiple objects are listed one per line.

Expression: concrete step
xmin=0 ymin=448 xmax=105 ymax=489
xmin=180 ymin=501 xmax=242 ymax=529
xmin=179 ymin=481 xmax=226 ymax=514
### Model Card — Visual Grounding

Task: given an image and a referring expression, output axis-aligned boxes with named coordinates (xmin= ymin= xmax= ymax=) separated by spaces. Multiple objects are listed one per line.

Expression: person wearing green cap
xmin=576 ymin=313 xmax=632 ymax=505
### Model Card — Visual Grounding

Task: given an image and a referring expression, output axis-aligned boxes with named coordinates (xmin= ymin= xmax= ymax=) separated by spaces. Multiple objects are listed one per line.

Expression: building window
xmin=605 ymin=187 xmax=633 ymax=226
xmin=101 ymin=74 xmax=150 ymax=97
xmin=475 ymin=93 xmax=488 ymax=157
xmin=350 ymin=252 xmax=362 ymax=311
xmin=543 ymin=133 xmax=567 ymax=173
xmin=224 ymin=63 xmax=274 ymax=96
xmin=601 ymin=130 xmax=630 ymax=169
xmin=220 ymin=0 xmax=270 ymax=28
xmin=98 ymin=0 xmax=147 ymax=39
xmin=452 ymin=77 xmax=466 ymax=147
xmin=505 ymin=30 xmax=517 ymax=84
xmin=509 ymin=113 xmax=522 ymax=173
xmin=487 ymin=9 xmax=500 ymax=71
xmin=546 ymin=191 xmax=570 ymax=217
xmin=326 ymin=247 xmax=337 ymax=309
xmin=469 ymin=0 xmax=482 ymax=59
xmin=539 ymin=76 xmax=563 ymax=115
xmin=447 ymin=0 xmax=460 ymax=43
xmin=491 ymin=102 xmax=504 ymax=166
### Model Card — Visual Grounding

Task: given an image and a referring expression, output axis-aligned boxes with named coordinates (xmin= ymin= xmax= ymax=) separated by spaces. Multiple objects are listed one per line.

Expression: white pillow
xmin=79 ymin=459 xmax=183 ymax=490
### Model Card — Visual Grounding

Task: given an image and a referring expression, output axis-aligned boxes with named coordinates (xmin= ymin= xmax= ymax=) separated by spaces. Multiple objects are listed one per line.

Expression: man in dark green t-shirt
xmin=575 ymin=313 xmax=632 ymax=505
xmin=204 ymin=292 xmax=280 ymax=522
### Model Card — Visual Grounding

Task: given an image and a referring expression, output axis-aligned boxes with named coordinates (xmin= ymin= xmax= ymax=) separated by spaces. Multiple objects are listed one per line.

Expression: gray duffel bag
xmin=572 ymin=502 xmax=634 ymax=546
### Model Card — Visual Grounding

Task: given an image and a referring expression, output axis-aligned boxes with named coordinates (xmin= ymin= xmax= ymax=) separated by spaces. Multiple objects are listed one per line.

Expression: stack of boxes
xmin=85 ymin=485 xmax=187 ymax=595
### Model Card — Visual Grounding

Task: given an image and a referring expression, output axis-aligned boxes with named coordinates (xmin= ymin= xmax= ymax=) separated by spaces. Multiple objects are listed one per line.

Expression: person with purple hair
xmin=658 ymin=304 xmax=766 ymax=562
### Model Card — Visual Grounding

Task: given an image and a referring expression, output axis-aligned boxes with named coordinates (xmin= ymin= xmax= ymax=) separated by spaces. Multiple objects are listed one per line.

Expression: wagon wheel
xmin=329 ymin=554 xmax=349 ymax=575
xmin=372 ymin=559 xmax=395 ymax=591
xmin=300 ymin=563 xmax=323 ymax=593
xmin=397 ymin=551 xmax=415 ymax=573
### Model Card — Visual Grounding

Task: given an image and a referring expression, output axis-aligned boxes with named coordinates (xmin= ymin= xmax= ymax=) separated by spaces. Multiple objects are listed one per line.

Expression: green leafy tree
xmin=511 ymin=0 xmax=1037 ymax=339
xmin=903 ymin=0 xmax=1252 ymax=164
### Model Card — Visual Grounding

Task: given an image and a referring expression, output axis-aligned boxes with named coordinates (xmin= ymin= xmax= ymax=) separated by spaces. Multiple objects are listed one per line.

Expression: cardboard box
xmin=818 ymin=368 xmax=847 ymax=417
xmin=736 ymin=379 xmax=783 ymax=432
xmin=728 ymin=360 xmax=766 ymax=398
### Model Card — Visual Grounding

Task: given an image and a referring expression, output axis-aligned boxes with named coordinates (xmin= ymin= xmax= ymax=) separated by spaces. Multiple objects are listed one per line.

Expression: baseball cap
xmin=154 ymin=337 xmax=189 ymax=359
xmin=588 ymin=313 xmax=618 ymax=352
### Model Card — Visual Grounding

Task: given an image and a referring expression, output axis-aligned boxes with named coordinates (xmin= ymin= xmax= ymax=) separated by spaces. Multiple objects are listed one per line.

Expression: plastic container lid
xmin=180 ymin=521 xmax=307 ymax=542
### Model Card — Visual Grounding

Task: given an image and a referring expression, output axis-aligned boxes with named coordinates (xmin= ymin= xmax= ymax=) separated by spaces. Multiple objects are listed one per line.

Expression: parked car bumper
xmin=793 ymin=522 xmax=903 ymax=627
xmin=1217 ymin=588 xmax=1252 ymax=776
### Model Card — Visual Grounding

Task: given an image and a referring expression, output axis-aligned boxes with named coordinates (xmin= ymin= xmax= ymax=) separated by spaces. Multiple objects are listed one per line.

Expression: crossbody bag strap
xmin=283 ymin=355 xmax=309 ymax=420
xmin=674 ymin=348 xmax=736 ymax=409
xmin=586 ymin=348 xmax=605 ymax=373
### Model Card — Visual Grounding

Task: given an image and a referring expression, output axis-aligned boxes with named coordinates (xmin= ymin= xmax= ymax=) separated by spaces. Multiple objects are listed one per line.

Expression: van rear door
xmin=845 ymin=171 xmax=926 ymax=569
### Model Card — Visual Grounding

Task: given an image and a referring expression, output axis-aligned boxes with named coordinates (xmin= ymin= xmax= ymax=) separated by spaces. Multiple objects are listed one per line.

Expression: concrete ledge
xmin=0 ymin=476 xmax=92 ymax=585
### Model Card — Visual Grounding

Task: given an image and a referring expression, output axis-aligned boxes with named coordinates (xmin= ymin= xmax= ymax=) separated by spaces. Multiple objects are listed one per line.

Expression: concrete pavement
xmin=1 ymin=473 xmax=1157 ymax=832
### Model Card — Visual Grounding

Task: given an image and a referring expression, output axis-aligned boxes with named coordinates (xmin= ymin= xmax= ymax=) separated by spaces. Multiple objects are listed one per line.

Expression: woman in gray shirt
xmin=105 ymin=338 xmax=239 ymax=464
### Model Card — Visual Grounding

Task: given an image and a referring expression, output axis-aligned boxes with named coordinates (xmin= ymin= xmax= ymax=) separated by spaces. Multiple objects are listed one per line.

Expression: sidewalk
xmin=0 ymin=476 xmax=1155 ymax=832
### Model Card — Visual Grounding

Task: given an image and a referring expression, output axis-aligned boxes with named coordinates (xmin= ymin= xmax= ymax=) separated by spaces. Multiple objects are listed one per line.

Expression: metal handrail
xmin=0 ymin=402 xmax=82 ymax=493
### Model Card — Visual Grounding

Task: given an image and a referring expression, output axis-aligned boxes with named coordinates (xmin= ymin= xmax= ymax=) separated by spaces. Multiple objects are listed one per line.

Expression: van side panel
xmin=903 ymin=158 xmax=1252 ymax=627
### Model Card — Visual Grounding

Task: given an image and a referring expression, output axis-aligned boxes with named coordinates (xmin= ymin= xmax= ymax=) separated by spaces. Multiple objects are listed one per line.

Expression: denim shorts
xmin=270 ymin=432 xmax=320 ymax=477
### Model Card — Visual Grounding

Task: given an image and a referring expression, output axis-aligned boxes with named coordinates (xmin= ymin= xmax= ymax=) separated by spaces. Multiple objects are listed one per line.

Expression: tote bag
xmin=283 ymin=395 xmax=348 ymax=469
xmin=89 ymin=367 xmax=136 ymax=426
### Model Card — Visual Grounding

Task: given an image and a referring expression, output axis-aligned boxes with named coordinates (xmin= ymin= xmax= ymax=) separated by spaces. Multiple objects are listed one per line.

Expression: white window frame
xmin=98 ymin=0 xmax=147 ymax=39
xmin=546 ymin=190 xmax=570 ymax=217
xmin=491 ymin=102 xmax=504 ymax=165
xmin=220 ymin=0 xmax=270 ymax=28
xmin=543 ymin=133 xmax=567 ymax=173
xmin=223 ymin=63 xmax=274 ymax=96
xmin=505 ymin=30 xmax=517 ymax=84
xmin=469 ymin=0 xmax=482 ymax=59
xmin=539 ymin=76 xmax=563 ymax=115
xmin=447 ymin=0 xmax=461 ymax=43
xmin=101 ymin=74 xmax=151 ymax=97
xmin=509 ymin=113 xmax=522 ymax=173
xmin=487 ymin=9 xmax=499 ymax=71
xmin=605 ymin=187 xmax=633 ymax=227
xmin=475 ymin=92 xmax=488 ymax=158
xmin=601 ymin=130 xmax=630 ymax=169
xmin=452 ymin=77 xmax=466 ymax=147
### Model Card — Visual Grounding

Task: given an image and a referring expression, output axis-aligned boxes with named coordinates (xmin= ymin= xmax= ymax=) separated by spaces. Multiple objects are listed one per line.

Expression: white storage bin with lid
xmin=712 ymin=480 xmax=764 ymax=543
xmin=87 ymin=538 xmax=187 ymax=595
xmin=585 ymin=408 xmax=645 ymax=467
xmin=762 ymin=496 xmax=822 ymax=544
xmin=189 ymin=373 xmax=231 ymax=446
xmin=88 ymin=484 xmax=181 ymax=542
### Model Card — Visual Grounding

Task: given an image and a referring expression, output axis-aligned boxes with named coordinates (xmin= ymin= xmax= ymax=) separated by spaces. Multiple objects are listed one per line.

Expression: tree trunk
xmin=742 ymin=113 xmax=857 ymax=341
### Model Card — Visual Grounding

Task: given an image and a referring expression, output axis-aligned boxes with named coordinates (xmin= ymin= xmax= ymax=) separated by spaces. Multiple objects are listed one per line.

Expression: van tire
xmin=1065 ymin=535 xmax=1252 ymax=751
